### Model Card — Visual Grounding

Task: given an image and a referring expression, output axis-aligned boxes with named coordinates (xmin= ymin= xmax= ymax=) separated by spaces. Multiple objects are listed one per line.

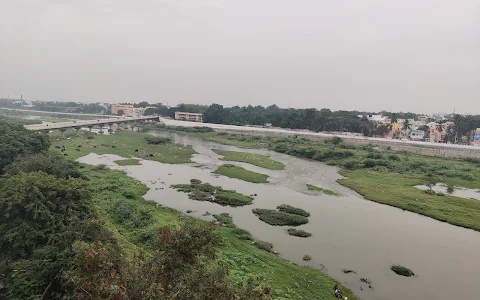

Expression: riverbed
xmin=78 ymin=131 xmax=480 ymax=300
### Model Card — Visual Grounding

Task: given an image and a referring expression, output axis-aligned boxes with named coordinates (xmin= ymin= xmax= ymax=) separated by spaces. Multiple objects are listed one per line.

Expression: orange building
xmin=111 ymin=104 xmax=134 ymax=116
xmin=174 ymin=111 xmax=203 ymax=122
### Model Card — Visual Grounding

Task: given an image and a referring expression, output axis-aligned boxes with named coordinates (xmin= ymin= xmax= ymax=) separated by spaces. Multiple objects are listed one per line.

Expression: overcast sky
xmin=1 ymin=0 xmax=479 ymax=113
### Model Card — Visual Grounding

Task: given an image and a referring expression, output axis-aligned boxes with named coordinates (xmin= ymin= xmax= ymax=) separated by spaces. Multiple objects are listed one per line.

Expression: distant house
xmin=174 ymin=111 xmax=203 ymax=122
xmin=409 ymin=130 xmax=425 ymax=141
xmin=111 ymin=104 xmax=134 ymax=116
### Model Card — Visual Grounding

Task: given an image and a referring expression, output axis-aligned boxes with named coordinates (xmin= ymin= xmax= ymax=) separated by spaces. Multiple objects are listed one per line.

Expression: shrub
xmin=213 ymin=213 xmax=235 ymax=228
xmin=303 ymin=254 xmax=311 ymax=261
xmin=366 ymin=152 xmax=383 ymax=159
xmin=171 ymin=182 xmax=253 ymax=207
xmin=388 ymin=154 xmax=400 ymax=161
xmin=252 ymin=209 xmax=308 ymax=226
xmin=277 ymin=204 xmax=310 ymax=217
xmin=232 ymin=228 xmax=253 ymax=240
xmin=343 ymin=159 xmax=357 ymax=170
xmin=286 ymin=228 xmax=311 ymax=238
xmin=145 ymin=136 xmax=171 ymax=144
xmin=253 ymin=240 xmax=273 ymax=252
xmin=391 ymin=265 xmax=414 ymax=277
xmin=461 ymin=174 xmax=474 ymax=181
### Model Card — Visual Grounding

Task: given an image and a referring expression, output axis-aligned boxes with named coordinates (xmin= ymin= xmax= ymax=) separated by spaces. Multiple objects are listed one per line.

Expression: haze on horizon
xmin=1 ymin=0 xmax=479 ymax=114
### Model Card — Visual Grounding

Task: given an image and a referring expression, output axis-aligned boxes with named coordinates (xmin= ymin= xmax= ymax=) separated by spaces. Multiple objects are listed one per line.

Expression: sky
xmin=1 ymin=0 xmax=479 ymax=114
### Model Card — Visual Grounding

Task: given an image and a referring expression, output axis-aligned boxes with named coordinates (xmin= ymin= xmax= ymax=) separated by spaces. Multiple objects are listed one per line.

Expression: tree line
xmin=0 ymin=120 xmax=270 ymax=299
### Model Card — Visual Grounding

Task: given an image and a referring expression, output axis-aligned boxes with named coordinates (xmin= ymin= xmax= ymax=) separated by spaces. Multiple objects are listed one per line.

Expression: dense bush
xmin=171 ymin=181 xmax=253 ymax=207
xmin=252 ymin=209 xmax=309 ymax=226
xmin=391 ymin=265 xmax=414 ymax=277
xmin=145 ymin=136 xmax=171 ymax=144
xmin=0 ymin=120 xmax=50 ymax=173
xmin=277 ymin=204 xmax=310 ymax=217
xmin=253 ymin=240 xmax=273 ymax=252
xmin=286 ymin=228 xmax=312 ymax=238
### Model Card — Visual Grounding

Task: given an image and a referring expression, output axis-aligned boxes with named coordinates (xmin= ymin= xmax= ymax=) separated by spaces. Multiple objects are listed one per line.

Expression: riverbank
xmin=146 ymin=125 xmax=480 ymax=232
xmin=50 ymin=130 xmax=196 ymax=164
xmin=83 ymin=164 xmax=357 ymax=300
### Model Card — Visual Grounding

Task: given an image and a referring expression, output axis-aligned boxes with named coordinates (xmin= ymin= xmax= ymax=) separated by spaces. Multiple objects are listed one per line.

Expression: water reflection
xmin=78 ymin=132 xmax=480 ymax=300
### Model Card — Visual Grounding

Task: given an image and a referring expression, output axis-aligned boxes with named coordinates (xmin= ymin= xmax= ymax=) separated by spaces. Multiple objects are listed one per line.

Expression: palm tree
xmin=402 ymin=119 xmax=411 ymax=138
xmin=453 ymin=114 xmax=462 ymax=143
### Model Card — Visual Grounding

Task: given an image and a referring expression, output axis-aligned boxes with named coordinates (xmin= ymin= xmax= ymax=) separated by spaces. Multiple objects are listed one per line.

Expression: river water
xmin=78 ymin=131 xmax=480 ymax=300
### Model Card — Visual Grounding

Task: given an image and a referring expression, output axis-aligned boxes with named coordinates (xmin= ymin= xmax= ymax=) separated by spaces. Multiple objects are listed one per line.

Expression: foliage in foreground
xmin=171 ymin=179 xmax=254 ymax=207
xmin=252 ymin=209 xmax=309 ymax=226
xmin=215 ymin=164 xmax=269 ymax=183
xmin=0 ymin=120 xmax=50 ymax=173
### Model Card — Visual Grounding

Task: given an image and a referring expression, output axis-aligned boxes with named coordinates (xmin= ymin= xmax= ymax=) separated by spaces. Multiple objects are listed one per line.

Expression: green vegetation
xmin=303 ymin=255 xmax=312 ymax=261
xmin=286 ymin=228 xmax=312 ymax=238
xmin=215 ymin=164 xmax=269 ymax=183
xmin=151 ymin=123 xmax=214 ymax=133
xmin=174 ymin=131 xmax=480 ymax=232
xmin=306 ymin=184 xmax=339 ymax=195
xmin=50 ymin=130 xmax=196 ymax=164
xmin=0 ymin=120 xmax=50 ymax=172
xmin=277 ymin=204 xmax=310 ymax=217
xmin=0 ymin=119 xmax=357 ymax=299
xmin=114 ymin=158 xmax=141 ymax=165
xmin=338 ymin=169 xmax=480 ymax=231
xmin=252 ymin=209 xmax=309 ymax=226
xmin=171 ymin=180 xmax=254 ymax=207
xmin=391 ymin=265 xmax=415 ymax=277
xmin=213 ymin=149 xmax=285 ymax=170
xmin=145 ymin=135 xmax=172 ymax=144
xmin=253 ymin=240 xmax=274 ymax=252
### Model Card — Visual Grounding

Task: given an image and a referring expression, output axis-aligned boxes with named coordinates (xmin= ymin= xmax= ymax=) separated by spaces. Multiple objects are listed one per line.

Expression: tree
xmin=0 ymin=120 xmax=50 ymax=173
xmin=402 ymin=119 xmax=411 ymax=137
xmin=0 ymin=171 xmax=92 ymax=259
xmin=4 ymin=151 xmax=83 ymax=179
xmin=134 ymin=101 xmax=149 ymax=108
xmin=117 ymin=109 xmax=124 ymax=116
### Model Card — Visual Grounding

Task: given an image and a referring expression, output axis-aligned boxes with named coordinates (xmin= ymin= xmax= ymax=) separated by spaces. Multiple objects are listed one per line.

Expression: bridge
xmin=25 ymin=116 xmax=159 ymax=132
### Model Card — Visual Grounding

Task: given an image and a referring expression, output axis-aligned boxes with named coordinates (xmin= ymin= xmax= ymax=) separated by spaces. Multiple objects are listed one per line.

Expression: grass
xmin=114 ymin=158 xmax=141 ymax=166
xmin=214 ymin=164 xmax=269 ymax=183
xmin=252 ymin=209 xmax=309 ymax=226
xmin=252 ymin=240 xmax=274 ymax=252
xmin=338 ymin=169 xmax=480 ymax=231
xmin=277 ymin=204 xmax=310 ymax=217
xmin=171 ymin=180 xmax=254 ymax=207
xmin=306 ymin=184 xmax=339 ymax=196
xmin=391 ymin=265 xmax=415 ymax=277
xmin=50 ymin=130 xmax=196 ymax=164
xmin=83 ymin=165 xmax=357 ymax=300
xmin=286 ymin=228 xmax=312 ymax=238
xmin=213 ymin=149 xmax=285 ymax=170
xmin=213 ymin=213 xmax=236 ymax=227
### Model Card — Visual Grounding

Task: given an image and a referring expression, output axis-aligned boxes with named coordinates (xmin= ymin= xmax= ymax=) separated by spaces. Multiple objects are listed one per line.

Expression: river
xmin=78 ymin=131 xmax=480 ymax=300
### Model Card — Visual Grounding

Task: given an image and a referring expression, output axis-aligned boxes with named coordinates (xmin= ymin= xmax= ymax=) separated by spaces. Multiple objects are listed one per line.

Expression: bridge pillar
xmin=87 ymin=125 xmax=94 ymax=132
xmin=59 ymin=128 xmax=67 ymax=138
xmin=74 ymin=127 xmax=81 ymax=136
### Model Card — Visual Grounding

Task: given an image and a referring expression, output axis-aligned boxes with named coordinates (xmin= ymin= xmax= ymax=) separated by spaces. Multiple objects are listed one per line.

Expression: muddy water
xmin=416 ymin=184 xmax=480 ymax=201
xmin=78 ymin=131 xmax=480 ymax=300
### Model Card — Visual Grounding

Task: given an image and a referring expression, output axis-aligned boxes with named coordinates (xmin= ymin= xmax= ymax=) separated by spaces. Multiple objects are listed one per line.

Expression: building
xmin=174 ymin=111 xmax=203 ymax=122
xmin=359 ymin=114 xmax=389 ymax=124
xmin=409 ymin=130 xmax=425 ymax=141
xmin=111 ymin=104 xmax=134 ymax=116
